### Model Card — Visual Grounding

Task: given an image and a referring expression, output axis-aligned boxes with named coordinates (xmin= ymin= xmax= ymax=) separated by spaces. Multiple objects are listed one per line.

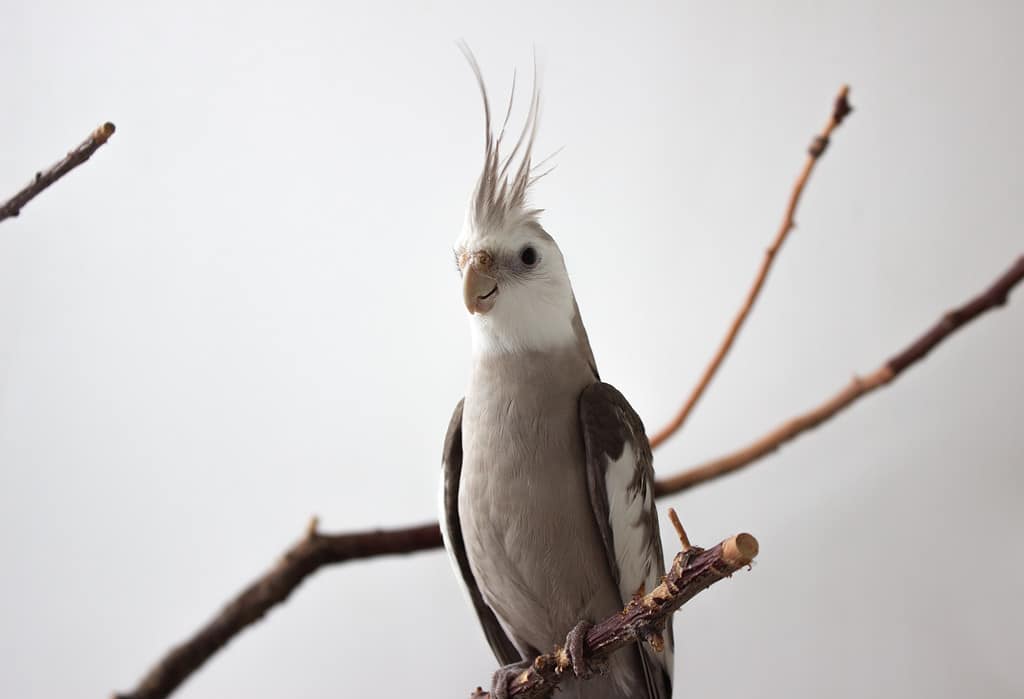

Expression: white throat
xmin=469 ymin=281 xmax=578 ymax=355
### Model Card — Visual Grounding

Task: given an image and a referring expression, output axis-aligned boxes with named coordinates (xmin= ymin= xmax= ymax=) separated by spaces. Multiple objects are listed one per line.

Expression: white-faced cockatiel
xmin=440 ymin=51 xmax=673 ymax=699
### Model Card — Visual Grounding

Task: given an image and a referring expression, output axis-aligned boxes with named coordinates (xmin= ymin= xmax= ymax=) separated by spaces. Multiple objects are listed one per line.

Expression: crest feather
xmin=458 ymin=43 xmax=546 ymax=233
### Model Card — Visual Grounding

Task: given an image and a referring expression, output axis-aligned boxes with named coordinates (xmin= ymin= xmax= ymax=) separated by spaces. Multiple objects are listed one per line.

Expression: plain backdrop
xmin=2 ymin=1 xmax=1022 ymax=697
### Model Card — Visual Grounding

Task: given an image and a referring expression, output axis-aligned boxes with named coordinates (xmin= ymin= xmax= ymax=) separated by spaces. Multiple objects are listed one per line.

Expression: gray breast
xmin=457 ymin=347 xmax=620 ymax=656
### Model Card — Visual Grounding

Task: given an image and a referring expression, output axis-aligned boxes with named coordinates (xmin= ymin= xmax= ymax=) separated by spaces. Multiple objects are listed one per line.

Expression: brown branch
xmin=112 ymin=520 xmax=441 ymax=699
xmin=0 ymin=122 xmax=116 ymax=224
xmin=113 ymin=89 xmax=851 ymax=699
xmin=655 ymin=254 xmax=1024 ymax=496
xmin=112 ymin=80 xmax=1021 ymax=699
xmin=470 ymin=531 xmax=759 ymax=698
xmin=112 ymin=257 xmax=1024 ymax=699
xmin=648 ymin=86 xmax=852 ymax=448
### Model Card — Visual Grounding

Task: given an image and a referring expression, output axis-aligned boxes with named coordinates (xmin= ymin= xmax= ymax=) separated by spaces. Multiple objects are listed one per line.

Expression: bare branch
xmin=0 ymin=123 xmax=116 ymax=224
xmin=110 ymin=70 xmax=1022 ymax=696
xmin=655 ymin=254 xmax=1024 ymax=495
xmin=470 ymin=531 xmax=759 ymax=698
xmin=116 ymin=252 xmax=1021 ymax=699
xmin=112 ymin=521 xmax=441 ymax=699
xmin=648 ymin=86 xmax=852 ymax=448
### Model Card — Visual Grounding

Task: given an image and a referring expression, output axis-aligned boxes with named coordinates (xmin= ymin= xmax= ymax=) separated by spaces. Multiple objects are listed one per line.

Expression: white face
xmin=454 ymin=216 xmax=578 ymax=355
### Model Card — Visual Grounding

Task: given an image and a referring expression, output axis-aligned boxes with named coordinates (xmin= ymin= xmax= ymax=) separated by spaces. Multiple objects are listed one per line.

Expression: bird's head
xmin=454 ymin=49 xmax=577 ymax=356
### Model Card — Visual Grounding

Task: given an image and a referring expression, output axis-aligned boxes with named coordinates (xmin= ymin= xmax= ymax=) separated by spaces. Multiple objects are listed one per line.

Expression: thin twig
xmin=470 ymin=531 xmax=759 ymax=698
xmin=0 ymin=123 xmax=116 ymax=224
xmin=666 ymin=507 xmax=690 ymax=552
xmin=648 ymin=86 xmax=852 ymax=448
xmin=655 ymin=254 xmax=1024 ymax=495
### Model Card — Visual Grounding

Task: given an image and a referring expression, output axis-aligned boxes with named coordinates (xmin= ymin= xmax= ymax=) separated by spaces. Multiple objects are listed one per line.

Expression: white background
xmin=2 ymin=2 xmax=1022 ymax=697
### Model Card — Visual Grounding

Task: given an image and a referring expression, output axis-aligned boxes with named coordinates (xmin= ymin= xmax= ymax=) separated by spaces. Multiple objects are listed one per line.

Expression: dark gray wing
xmin=579 ymin=382 xmax=673 ymax=699
xmin=440 ymin=398 xmax=521 ymax=665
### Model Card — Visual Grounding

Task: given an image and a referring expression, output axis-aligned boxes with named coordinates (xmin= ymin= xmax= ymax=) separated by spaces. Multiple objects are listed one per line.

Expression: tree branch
xmin=112 ymin=520 xmax=441 ymax=699
xmin=648 ymin=85 xmax=852 ymax=448
xmin=470 ymin=526 xmax=759 ymax=698
xmin=0 ymin=122 xmax=116 ymax=224
xmin=111 ymin=85 xmax=1022 ymax=699
xmin=654 ymin=254 xmax=1024 ymax=496
xmin=114 ymin=252 xmax=1024 ymax=699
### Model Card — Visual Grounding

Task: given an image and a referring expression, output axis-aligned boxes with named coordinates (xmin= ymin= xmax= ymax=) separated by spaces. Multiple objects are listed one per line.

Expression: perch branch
xmin=655 ymin=254 xmax=1024 ymax=495
xmin=470 ymin=530 xmax=759 ymax=698
xmin=113 ymin=81 xmax=1022 ymax=698
xmin=648 ymin=85 xmax=852 ymax=448
xmin=113 ymin=255 xmax=1023 ymax=699
xmin=0 ymin=122 xmax=116 ymax=224
xmin=112 ymin=520 xmax=441 ymax=699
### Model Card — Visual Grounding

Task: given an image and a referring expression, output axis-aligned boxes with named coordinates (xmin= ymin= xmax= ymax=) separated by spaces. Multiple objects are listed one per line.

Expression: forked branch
xmin=0 ymin=122 xmax=116 ymax=224
xmin=112 ymin=252 xmax=1024 ymax=699
xmin=655 ymin=254 xmax=1024 ymax=495
xmin=111 ymin=85 xmax=1023 ymax=699
xmin=648 ymin=86 xmax=852 ymax=448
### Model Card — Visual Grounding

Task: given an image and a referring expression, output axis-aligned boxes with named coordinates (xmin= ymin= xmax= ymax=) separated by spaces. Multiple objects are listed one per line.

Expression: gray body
xmin=460 ymin=348 xmax=622 ymax=662
xmin=443 ymin=332 xmax=672 ymax=698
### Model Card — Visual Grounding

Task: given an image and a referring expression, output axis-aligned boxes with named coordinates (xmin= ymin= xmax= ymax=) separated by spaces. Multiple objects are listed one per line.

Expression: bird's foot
xmin=490 ymin=658 xmax=533 ymax=699
xmin=564 ymin=619 xmax=602 ymax=679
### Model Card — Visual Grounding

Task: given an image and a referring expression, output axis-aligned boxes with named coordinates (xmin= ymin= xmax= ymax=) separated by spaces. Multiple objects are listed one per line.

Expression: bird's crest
xmin=459 ymin=43 xmax=555 ymax=235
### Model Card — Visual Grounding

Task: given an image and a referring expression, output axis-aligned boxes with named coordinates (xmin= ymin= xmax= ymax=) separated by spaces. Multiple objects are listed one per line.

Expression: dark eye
xmin=520 ymin=246 xmax=538 ymax=266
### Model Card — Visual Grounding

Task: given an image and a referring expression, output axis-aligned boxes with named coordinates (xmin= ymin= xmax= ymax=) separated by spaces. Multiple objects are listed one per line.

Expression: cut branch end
xmin=94 ymin=122 xmax=117 ymax=143
xmin=722 ymin=533 xmax=759 ymax=567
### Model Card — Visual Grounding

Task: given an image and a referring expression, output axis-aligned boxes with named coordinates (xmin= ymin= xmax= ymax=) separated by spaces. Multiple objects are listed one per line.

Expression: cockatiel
xmin=440 ymin=51 xmax=673 ymax=699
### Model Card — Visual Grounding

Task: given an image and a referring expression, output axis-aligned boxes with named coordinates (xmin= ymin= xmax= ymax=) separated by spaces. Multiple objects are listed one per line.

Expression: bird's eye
xmin=520 ymin=246 xmax=538 ymax=266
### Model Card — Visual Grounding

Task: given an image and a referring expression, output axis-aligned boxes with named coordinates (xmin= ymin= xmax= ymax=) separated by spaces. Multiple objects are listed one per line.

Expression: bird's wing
xmin=580 ymin=382 xmax=674 ymax=699
xmin=439 ymin=398 xmax=522 ymax=666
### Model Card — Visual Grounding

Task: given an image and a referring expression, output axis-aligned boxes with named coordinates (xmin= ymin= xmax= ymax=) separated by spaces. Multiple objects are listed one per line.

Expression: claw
xmin=644 ymin=629 xmax=665 ymax=652
xmin=565 ymin=620 xmax=594 ymax=679
xmin=490 ymin=659 xmax=532 ymax=699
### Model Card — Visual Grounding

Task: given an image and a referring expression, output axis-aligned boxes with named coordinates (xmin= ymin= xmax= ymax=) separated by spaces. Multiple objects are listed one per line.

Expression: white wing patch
xmin=604 ymin=443 xmax=658 ymax=603
xmin=604 ymin=442 xmax=674 ymax=691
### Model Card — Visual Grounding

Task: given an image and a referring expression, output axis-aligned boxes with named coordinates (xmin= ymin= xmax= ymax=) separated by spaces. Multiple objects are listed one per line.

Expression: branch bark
xmin=0 ymin=122 xmax=116 ymax=224
xmin=647 ymin=85 xmax=852 ymax=448
xmin=470 ymin=529 xmax=759 ymax=698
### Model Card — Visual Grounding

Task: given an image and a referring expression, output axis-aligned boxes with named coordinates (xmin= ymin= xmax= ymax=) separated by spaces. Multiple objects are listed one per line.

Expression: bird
xmin=440 ymin=48 xmax=673 ymax=699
